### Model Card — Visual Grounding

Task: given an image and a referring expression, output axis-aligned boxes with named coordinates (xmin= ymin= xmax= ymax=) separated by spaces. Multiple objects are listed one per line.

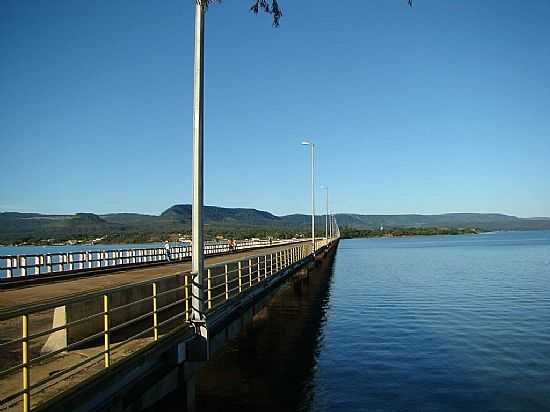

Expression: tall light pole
xmin=302 ymin=141 xmax=315 ymax=255
xmin=191 ymin=1 xmax=205 ymax=322
xmin=321 ymin=185 xmax=328 ymax=240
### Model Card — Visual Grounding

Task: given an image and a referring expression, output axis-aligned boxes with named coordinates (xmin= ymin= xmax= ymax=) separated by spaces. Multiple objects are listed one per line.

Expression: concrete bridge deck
xmin=0 ymin=239 xmax=338 ymax=412
xmin=0 ymin=242 xmax=306 ymax=312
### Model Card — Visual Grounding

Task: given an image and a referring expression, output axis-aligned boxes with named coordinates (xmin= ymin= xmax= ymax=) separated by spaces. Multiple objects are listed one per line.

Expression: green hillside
xmin=1 ymin=205 xmax=550 ymax=245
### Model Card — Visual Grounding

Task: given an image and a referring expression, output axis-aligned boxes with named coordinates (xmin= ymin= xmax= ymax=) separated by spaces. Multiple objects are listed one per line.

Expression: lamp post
xmin=191 ymin=1 xmax=206 ymax=322
xmin=321 ymin=186 xmax=329 ymax=241
xmin=301 ymin=141 xmax=315 ymax=255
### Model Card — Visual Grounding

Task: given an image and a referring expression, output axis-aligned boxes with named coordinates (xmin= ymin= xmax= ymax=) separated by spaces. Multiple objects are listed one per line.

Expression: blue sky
xmin=1 ymin=0 xmax=549 ymax=217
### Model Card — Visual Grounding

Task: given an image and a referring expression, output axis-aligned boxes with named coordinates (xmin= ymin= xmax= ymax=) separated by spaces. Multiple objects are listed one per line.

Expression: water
xmin=0 ymin=240 xmax=235 ymax=256
xmin=161 ymin=231 xmax=550 ymax=411
xmin=0 ymin=243 xmax=171 ymax=256
xmin=312 ymin=231 xmax=550 ymax=411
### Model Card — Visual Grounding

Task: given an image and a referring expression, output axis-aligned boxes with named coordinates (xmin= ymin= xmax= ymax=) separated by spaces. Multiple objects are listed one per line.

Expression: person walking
xmin=164 ymin=241 xmax=171 ymax=262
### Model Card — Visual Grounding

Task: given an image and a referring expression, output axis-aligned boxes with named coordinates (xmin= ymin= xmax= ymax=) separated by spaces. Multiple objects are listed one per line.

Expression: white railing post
xmin=6 ymin=258 xmax=12 ymax=278
xmin=20 ymin=256 xmax=26 ymax=277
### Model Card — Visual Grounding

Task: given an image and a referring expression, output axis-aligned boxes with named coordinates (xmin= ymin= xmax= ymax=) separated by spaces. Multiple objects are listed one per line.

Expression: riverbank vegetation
xmin=340 ymin=226 xmax=481 ymax=239
xmin=4 ymin=204 xmax=548 ymax=246
xmin=2 ymin=228 xmax=309 ymax=247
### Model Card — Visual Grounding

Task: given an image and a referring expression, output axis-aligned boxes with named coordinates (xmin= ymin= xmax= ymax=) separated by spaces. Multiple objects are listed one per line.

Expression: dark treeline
xmin=5 ymin=204 xmax=550 ymax=245
xmin=3 ymin=227 xmax=311 ymax=246
xmin=340 ymin=226 xmax=481 ymax=239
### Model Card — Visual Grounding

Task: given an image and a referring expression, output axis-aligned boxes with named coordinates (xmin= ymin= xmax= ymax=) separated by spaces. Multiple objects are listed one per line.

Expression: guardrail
xmin=0 ymin=239 xmax=337 ymax=411
xmin=0 ymin=239 xmax=299 ymax=279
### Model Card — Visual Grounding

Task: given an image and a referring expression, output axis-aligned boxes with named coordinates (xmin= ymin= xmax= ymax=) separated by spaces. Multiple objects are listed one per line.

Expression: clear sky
xmin=1 ymin=0 xmax=549 ymax=217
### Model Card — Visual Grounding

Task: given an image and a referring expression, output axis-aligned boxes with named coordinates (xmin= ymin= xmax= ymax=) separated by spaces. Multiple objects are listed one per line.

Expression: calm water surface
xmin=166 ymin=231 xmax=550 ymax=411
xmin=0 ymin=243 xmax=171 ymax=256
xmin=313 ymin=231 xmax=550 ymax=411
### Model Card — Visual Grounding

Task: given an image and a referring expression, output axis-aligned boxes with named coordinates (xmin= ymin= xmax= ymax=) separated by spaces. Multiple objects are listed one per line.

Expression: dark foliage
xmin=249 ymin=0 xmax=282 ymax=27
xmin=197 ymin=0 xmax=415 ymax=28
xmin=340 ymin=226 xmax=481 ymax=239
xmin=198 ymin=0 xmax=282 ymax=27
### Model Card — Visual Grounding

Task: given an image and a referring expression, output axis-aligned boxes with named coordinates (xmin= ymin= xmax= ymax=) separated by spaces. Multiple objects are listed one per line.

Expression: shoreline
xmin=340 ymin=227 xmax=483 ymax=239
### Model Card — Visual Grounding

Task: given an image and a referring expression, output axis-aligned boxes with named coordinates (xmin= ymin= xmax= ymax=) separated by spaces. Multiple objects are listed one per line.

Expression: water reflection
xmin=197 ymin=257 xmax=335 ymax=412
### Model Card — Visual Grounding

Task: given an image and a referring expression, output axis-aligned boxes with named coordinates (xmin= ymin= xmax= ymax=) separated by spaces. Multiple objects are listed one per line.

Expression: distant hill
xmin=0 ymin=212 xmax=119 ymax=243
xmin=1 ymin=205 xmax=550 ymax=244
xmin=334 ymin=213 xmax=550 ymax=231
xmin=161 ymin=205 xmax=281 ymax=226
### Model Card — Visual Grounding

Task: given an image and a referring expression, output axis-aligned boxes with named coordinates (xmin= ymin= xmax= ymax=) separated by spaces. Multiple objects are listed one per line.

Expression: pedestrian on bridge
xmin=164 ymin=241 xmax=171 ymax=262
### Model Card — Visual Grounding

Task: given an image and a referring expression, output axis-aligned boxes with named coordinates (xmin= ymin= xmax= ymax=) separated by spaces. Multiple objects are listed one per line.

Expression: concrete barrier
xmin=41 ymin=274 xmax=186 ymax=353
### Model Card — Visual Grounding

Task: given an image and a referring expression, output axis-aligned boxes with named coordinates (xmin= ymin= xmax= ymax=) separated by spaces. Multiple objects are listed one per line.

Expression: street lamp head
xmin=301 ymin=140 xmax=312 ymax=146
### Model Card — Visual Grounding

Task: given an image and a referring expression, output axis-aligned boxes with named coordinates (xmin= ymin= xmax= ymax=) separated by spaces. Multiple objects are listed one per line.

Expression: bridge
xmin=0 ymin=233 xmax=340 ymax=412
xmin=0 ymin=3 xmax=343 ymax=410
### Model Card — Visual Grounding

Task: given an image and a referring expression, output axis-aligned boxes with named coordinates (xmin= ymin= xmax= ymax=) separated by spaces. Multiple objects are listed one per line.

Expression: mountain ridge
xmin=2 ymin=205 xmax=550 ymax=244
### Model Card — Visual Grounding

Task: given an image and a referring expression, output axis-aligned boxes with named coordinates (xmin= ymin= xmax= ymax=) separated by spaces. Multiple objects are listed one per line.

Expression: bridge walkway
xmin=0 ymin=239 xmax=331 ymax=412
xmin=0 ymin=241 xmax=306 ymax=312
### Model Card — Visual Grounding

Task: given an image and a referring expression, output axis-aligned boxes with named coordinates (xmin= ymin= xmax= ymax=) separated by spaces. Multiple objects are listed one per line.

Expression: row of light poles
xmin=189 ymin=1 xmax=337 ymax=325
xmin=301 ymin=141 xmax=316 ymax=255
xmin=302 ymin=140 xmax=335 ymax=256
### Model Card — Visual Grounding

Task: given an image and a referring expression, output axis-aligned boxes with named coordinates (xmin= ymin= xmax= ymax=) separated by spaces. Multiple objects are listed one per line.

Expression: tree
xmin=200 ymin=0 xmax=413 ymax=26
xmin=199 ymin=0 xmax=283 ymax=26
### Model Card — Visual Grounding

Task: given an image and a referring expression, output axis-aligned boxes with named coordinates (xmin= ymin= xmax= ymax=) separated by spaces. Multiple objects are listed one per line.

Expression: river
xmin=153 ymin=231 xmax=550 ymax=410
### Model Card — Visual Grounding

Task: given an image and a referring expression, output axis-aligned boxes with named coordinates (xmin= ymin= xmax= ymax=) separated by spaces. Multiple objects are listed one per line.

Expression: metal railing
xmin=0 ymin=240 xmax=333 ymax=412
xmin=0 ymin=239 xmax=300 ymax=279
xmin=0 ymin=271 xmax=191 ymax=412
